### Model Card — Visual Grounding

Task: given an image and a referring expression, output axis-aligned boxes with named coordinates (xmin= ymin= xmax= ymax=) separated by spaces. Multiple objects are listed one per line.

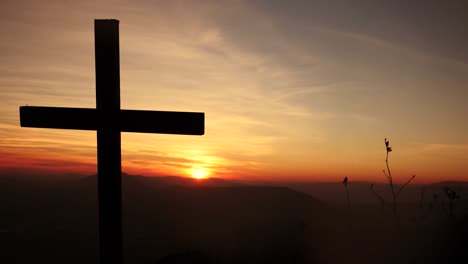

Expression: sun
xmin=189 ymin=168 xmax=209 ymax=180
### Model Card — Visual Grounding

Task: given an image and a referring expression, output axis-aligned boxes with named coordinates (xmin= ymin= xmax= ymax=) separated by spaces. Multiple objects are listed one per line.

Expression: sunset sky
xmin=1 ymin=0 xmax=467 ymax=183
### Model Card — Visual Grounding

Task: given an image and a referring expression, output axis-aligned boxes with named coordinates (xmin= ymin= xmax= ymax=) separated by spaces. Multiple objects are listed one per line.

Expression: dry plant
xmin=442 ymin=187 xmax=460 ymax=220
xmin=419 ymin=186 xmax=426 ymax=221
xmin=419 ymin=187 xmax=426 ymax=210
xmin=370 ymin=138 xmax=416 ymax=224
xmin=369 ymin=184 xmax=386 ymax=211
xmin=342 ymin=176 xmax=353 ymax=229
xmin=383 ymin=138 xmax=416 ymax=221
xmin=342 ymin=176 xmax=350 ymax=209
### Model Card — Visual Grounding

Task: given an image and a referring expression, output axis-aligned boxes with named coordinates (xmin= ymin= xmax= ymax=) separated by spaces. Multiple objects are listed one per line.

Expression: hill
xmin=281 ymin=181 xmax=468 ymax=206
xmin=0 ymin=173 xmax=324 ymax=264
xmin=1 ymin=173 xmax=467 ymax=264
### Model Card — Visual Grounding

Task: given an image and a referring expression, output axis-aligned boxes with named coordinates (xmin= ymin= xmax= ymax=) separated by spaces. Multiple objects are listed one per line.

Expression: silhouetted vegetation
xmin=369 ymin=138 xmax=415 ymax=225
xmin=442 ymin=187 xmax=461 ymax=220
xmin=342 ymin=176 xmax=350 ymax=209
xmin=369 ymin=183 xmax=386 ymax=211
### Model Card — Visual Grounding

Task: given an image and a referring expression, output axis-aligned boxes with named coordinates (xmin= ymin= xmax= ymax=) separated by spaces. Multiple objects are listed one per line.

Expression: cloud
xmin=415 ymin=143 xmax=468 ymax=156
xmin=1 ymin=0 xmax=467 ymax=181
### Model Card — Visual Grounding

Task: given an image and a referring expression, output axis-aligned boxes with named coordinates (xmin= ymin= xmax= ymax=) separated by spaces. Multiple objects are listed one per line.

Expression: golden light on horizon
xmin=189 ymin=167 xmax=209 ymax=180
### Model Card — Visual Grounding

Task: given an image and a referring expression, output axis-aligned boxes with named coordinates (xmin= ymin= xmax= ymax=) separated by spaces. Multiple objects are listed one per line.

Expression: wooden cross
xmin=19 ymin=19 xmax=204 ymax=264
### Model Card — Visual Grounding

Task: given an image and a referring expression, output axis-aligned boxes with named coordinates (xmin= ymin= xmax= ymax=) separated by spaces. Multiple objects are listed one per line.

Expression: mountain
xmin=78 ymin=173 xmax=245 ymax=188
xmin=1 ymin=172 xmax=467 ymax=263
xmin=0 ymin=172 xmax=324 ymax=264
xmin=281 ymin=181 xmax=468 ymax=206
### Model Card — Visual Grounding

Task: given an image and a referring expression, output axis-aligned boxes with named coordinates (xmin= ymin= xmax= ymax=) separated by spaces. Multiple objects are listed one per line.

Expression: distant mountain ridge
xmin=1 ymin=171 xmax=467 ymax=206
xmin=80 ymin=173 xmax=322 ymax=206
xmin=281 ymin=181 xmax=468 ymax=206
xmin=0 ymin=172 xmax=324 ymax=264
xmin=79 ymin=173 xmax=246 ymax=189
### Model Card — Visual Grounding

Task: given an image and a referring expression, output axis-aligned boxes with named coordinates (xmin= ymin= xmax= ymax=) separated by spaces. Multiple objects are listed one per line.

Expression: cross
xmin=18 ymin=19 xmax=204 ymax=264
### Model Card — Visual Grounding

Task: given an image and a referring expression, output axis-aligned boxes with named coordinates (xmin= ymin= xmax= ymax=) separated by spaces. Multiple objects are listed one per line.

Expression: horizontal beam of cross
xmin=20 ymin=106 xmax=204 ymax=135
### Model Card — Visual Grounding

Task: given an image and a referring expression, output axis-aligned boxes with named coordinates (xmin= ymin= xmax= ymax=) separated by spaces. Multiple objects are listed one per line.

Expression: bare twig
xmin=396 ymin=175 xmax=416 ymax=198
xmin=443 ymin=187 xmax=460 ymax=219
xmin=385 ymin=138 xmax=398 ymax=220
xmin=342 ymin=176 xmax=352 ymax=229
xmin=342 ymin=176 xmax=351 ymax=209
xmin=369 ymin=184 xmax=386 ymax=210
xmin=382 ymin=170 xmax=391 ymax=182
xmin=419 ymin=187 xmax=425 ymax=209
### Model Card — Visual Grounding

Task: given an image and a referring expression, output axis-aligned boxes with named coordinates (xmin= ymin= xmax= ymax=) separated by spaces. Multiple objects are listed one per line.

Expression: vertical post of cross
xmin=95 ymin=19 xmax=122 ymax=264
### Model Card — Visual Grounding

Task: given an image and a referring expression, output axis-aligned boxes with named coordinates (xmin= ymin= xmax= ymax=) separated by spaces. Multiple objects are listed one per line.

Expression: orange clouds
xmin=0 ymin=1 xmax=467 ymax=183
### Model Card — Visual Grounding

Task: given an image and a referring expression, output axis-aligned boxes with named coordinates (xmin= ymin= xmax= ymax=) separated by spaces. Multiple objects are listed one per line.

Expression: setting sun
xmin=190 ymin=168 xmax=209 ymax=180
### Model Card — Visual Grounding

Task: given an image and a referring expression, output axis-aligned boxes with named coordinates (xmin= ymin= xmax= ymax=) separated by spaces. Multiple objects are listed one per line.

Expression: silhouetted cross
xmin=19 ymin=19 xmax=204 ymax=264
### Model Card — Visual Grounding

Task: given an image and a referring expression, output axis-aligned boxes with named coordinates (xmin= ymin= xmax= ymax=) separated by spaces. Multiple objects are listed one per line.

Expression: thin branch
xmin=386 ymin=151 xmax=393 ymax=182
xmin=345 ymin=186 xmax=351 ymax=209
xmin=386 ymin=151 xmax=395 ymax=198
xmin=369 ymin=185 xmax=386 ymax=207
xmin=382 ymin=170 xmax=391 ymax=182
xmin=419 ymin=186 xmax=426 ymax=209
xmin=396 ymin=175 xmax=416 ymax=198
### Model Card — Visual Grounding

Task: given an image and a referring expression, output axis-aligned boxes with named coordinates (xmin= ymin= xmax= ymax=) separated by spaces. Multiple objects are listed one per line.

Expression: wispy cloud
xmin=0 ymin=0 xmax=467 ymax=181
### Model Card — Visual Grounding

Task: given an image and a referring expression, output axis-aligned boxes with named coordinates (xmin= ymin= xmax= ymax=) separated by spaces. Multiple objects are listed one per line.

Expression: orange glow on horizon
xmin=0 ymin=136 xmax=465 ymax=183
xmin=189 ymin=167 xmax=210 ymax=180
xmin=2 ymin=150 xmax=466 ymax=184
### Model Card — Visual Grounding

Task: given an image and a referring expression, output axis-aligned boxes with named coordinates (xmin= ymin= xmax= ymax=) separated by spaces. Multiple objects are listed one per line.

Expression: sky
xmin=0 ymin=0 xmax=467 ymax=183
